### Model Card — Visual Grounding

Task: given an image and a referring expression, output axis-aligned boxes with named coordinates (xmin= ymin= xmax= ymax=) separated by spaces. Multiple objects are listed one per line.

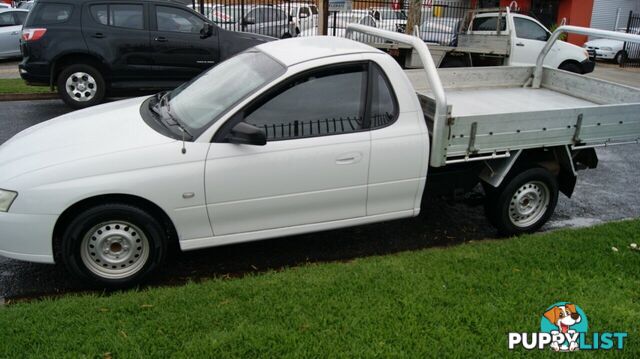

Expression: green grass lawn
xmin=0 ymin=78 xmax=52 ymax=94
xmin=1 ymin=221 xmax=638 ymax=358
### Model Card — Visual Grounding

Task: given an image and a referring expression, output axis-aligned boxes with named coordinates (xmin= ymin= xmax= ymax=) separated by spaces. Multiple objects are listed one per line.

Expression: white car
xmin=583 ymin=28 xmax=639 ymax=64
xmin=0 ymin=8 xmax=28 ymax=59
xmin=418 ymin=17 xmax=461 ymax=46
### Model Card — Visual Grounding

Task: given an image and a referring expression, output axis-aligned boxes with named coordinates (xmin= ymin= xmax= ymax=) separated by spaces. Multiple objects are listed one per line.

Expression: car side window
xmin=244 ymin=64 xmax=367 ymax=141
xmin=471 ymin=16 xmax=506 ymax=31
xmin=14 ymin=11 xmax=27 ymax=25
xmin=110 ymin=4 xmax=143 ymax=30
xmin=514 ymin=17 xmax=548 ymax=41
xmin=90 ymin=4 xmax=144 ymax=30
xmin=30 ymin=3 xmax=73 ymax=25
xmin=369 ymin=64 xmax=398 ymax=129
xmin=0 ymin=12 xmax=14 ymax=26
xmin=157 ymin=6 xmax=204 ymax=33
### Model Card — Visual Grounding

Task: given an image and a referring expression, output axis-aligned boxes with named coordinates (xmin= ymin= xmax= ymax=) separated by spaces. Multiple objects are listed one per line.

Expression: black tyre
xmin=615 ymin=51 xmax=627 ymax=65
xmin=485 ymin=167 xmax=559 ymax=236
xmin=57 ymin=64 xmax=106 ymax=109
xmin=60 ymin=203 xmax=168 ymax=287
xmin=558 ymin=62 xmax=582 ymax=74
xmin=281 ymin=32 xmax=292 ymax=39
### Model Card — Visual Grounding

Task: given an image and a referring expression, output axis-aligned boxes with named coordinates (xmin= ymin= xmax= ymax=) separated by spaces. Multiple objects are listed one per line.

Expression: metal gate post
xmin=319 ymin=0 xmax=329 ymax=35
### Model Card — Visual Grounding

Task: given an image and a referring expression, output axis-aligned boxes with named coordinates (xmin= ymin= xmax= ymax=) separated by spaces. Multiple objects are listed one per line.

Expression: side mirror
xmin=227 ymin=122 xmax=267 ymax=146
xmin=200 ymin=22 xmax=214 ymax=38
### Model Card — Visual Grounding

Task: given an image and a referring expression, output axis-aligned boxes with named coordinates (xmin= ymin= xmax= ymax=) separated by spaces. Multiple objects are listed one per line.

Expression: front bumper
xmin=580 ymin=58 xmax=596 ymax=74
xmin=594 ymin=50 xmax=616 ymax=60
xmin=0 ymin=212 xmax=57 ymax=264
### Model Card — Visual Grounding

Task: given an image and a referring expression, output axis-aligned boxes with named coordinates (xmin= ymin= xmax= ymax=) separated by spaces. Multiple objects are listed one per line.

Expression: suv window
xmin=514 ymin=17 xmax=548 ymax=41
xmin=471 ymin=16 xmax=506 ymax=31
xmin=29 ymin=3 xmax=73 ymax=25
xmin=157 ymin=6 xmax=204 ymax=33
xmin=244 ymin=64 xmax=367 ymax=141
xmin=90 ymin=4 xmax=143 ymax=30
xmin=0 ymin=12 xmax=15 ymax=26
xmin=369 ymin=65 xmax=397 ymax=129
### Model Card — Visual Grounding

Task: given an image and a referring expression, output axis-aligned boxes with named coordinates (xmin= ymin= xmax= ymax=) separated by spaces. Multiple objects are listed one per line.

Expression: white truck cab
xmin=470 ymin=11 xmax=593 ymax=72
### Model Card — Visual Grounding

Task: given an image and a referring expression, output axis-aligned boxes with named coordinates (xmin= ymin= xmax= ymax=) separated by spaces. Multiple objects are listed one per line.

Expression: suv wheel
xmin=57 ymin=64 xmax=106 ymax=109
xmin=60 ymin=203 xmax=168 ymax=287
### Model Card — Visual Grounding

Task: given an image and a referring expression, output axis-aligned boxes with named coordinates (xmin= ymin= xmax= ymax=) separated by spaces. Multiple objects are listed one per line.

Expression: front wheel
xmin=57 ymin=64 xmax=106 ymax=109
xmin=60 ymin=203 xmax=168 ymax=287
xmin=558 ymin=62 xmax=582 ymax=74
xmin=615 ymin=51 xmax=627 ymax=65
xmin=485 ymin=167 xmax=559 ymax=236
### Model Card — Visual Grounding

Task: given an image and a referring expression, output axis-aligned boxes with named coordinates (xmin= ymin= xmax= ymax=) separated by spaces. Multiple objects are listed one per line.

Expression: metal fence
xmin=622 ymin=11 xmax=640 ymax=68
xmin=191 ymin=0 xmax=473 ymax=45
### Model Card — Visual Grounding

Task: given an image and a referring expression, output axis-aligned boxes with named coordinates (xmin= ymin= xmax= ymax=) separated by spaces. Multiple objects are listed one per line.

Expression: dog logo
xmin=541 ymin=303 xmax=587 ymax=351
xmin=508 ymin=301 xmax=627 ymax=351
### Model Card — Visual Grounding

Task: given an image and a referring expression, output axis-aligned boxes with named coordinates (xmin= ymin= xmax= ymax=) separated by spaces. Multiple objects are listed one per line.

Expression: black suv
xmin=19 ymin=0 xmax=273 ymax=109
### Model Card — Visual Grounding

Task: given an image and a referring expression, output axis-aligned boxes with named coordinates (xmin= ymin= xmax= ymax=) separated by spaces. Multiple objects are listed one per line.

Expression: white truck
xmin=391 ymin=7 xmax=594 ymax=74
xmin=0 ymin=24 xmax=638 ymax=287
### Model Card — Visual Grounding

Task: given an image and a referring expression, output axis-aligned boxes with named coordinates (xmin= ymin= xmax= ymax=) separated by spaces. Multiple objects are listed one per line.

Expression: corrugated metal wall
xmin=591 ymin=0 xmax=640 ymax=31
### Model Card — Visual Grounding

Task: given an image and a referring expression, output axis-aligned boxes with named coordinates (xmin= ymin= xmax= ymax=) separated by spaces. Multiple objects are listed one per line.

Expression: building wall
xmin=591 ymin=0 xmax=640 ymax=32
xmin=557 ymin=0 xmax=594 ymax=45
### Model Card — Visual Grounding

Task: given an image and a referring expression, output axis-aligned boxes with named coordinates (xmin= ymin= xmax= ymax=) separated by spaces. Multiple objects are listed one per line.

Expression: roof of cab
xmin=256 ymin=36 xmax=382 ymax=67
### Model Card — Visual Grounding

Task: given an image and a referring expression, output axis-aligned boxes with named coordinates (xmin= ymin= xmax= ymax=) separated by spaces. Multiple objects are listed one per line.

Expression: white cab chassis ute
xmin=0 ymin=25 xmax=639 ymax=286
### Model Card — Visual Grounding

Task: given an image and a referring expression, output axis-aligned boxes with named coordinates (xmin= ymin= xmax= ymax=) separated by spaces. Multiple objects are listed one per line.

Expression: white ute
xmin=1 ymin=25 xmax=639 ymax=286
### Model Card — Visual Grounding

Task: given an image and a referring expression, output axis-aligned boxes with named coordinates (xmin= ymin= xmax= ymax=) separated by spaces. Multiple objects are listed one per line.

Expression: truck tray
xmin=407 ymin=66 xmax=640 ymax=164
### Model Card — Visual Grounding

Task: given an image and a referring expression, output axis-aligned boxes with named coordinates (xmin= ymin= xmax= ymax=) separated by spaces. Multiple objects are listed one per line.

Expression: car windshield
xmin=166 ymin=51 xmax=285 ymax=137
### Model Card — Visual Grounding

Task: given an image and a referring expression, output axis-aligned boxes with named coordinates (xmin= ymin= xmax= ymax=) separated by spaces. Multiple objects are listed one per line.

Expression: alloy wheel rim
xmin=80 ymin=221 xmax=150 ymax=279
xmin=65 ymin=72 xmax=97 ymax=102
xmin=508 ymin=181 xmax=550 ymax=228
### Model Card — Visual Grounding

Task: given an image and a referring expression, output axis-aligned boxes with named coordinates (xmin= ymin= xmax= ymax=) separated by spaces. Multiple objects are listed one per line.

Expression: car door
xmin=205 ymin=63 xmax=371 ymax=236
xmin=150 ymin=4 xmax=220 ymax=82
xmin=510 ymin=16 xmax=551 ymax=66
xmin=82 ymin=3 xmax=154 ymax=82
xmin=0 ymin=11 xmax=22 ymax=57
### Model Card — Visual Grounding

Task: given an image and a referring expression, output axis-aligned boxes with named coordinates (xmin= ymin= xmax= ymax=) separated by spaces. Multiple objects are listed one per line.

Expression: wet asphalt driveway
xmin=1 ymin=95 xmax=640 ymax=300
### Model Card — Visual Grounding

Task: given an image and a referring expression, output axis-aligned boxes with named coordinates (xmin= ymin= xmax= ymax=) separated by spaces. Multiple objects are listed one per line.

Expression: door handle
xmin=516 ymin=42 xmax=525 ymax=47
xmin=91 ymin=32 xmax=105 ymax=39
xmin=154 ymin=36 xmax=168 ymax=42
xmin=336 ymin=152 xmax=362 ymax=165
xmin=11 ymin=31 xmax=19 ymax=35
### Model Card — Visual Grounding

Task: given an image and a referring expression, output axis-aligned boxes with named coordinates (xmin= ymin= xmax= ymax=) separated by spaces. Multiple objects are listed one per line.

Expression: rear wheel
xmin=615 ymin=51 xmax=627 ymax=65
xmin=57 ymin=64 xmax=106 ymax=109
xmin=60 ymin=203 xmax=168 ymax=287
xmin=485 ymin=167 xmax=559 ymax=236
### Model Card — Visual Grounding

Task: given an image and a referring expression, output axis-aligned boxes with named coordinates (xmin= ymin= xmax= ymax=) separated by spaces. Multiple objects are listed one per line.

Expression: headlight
xmin=600 ymin=47 xmax=613 ymax=51
xmin=0 ymin=189 xmax=18 ymax=212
